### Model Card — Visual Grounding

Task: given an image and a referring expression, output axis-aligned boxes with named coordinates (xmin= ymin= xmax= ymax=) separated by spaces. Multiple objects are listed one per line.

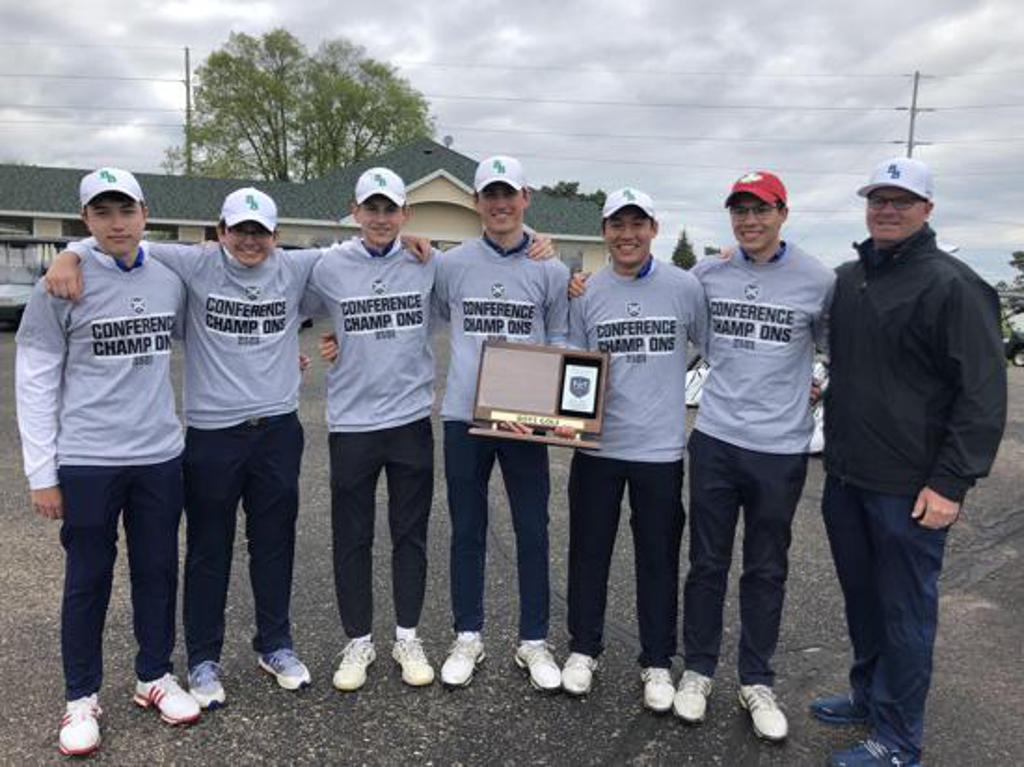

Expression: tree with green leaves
xmin=1010 ymin=250 xmax=1024 ymax=287
xmin=164 ymin=29 xmax=432 ymax=181
xmin=539 ymin=181 xmax=606 ymax=208
xmin=672 ymin=229 xmax=696 ymax=270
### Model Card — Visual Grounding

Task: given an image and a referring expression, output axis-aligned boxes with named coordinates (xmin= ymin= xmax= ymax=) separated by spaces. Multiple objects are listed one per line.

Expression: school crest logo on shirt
xmin=130 ymin=297 xmax=146 ymax=314
xmin=491 ymin=283 xmax=505 ymax=299
xmin=744 ymin=283 xmax=760 ymax=301
xmin=372 ymin=279 xmax=386 ymax=295
xmin=570 ymin=376 xmax=591 ymax=398
xmin=626 ymin=301 xmax=642 ymax=317
xmin=244 ymin=285 xmax=262 ymax=301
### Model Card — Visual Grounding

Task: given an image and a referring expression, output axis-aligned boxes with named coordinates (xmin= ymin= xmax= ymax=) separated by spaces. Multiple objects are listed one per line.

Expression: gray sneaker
xmin=188 ymin=661 xmax=226 ymax=709
xmin=258 ymin=648 xmax=312 ymax=691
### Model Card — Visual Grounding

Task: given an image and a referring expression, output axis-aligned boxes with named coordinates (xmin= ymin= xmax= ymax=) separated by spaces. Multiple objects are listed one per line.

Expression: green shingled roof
xmin=0 ymin=139 xmax=601 ymax=238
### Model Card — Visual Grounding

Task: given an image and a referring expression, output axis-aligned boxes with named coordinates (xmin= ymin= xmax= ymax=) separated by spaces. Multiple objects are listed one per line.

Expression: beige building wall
xmin=406 ymin=176 xmax=476 ymax=210
xmin=405 ymin=202 xmax=481 ymax=243
xmin=33 ymin=217 xmax=63 ymax=238
xmin=177 ymin=225 xmax=206 ymax=242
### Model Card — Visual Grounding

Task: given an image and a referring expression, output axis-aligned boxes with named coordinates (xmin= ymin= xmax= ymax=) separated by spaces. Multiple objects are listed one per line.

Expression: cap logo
xmin=100 ymin=170 xmax=117 ymax=183
xmin=492 ymin=159 xmax=506 ymax=174
xmin=886 ymin=164 xmax=901 ymax=179
xmin=374 ymin=173 xmax=387 ymax=187
xmin=245 ymin=194 xmax=259 ymax=210
xmin=623 ymin=189 xmax=636 ymax=201
xmin=739 ymin=173 xmax=762 ymax=184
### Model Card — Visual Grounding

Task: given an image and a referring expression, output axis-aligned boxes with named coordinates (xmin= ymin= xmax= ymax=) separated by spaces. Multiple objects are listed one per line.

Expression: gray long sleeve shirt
xmin=435 ymin=237 xmax=571 ymax=423
xmin=569 ymin=261 xmax=707 ymax=463
xmin=16 ymin=246 xmax=185 ymax=467
xmin=692 ymin=244 xmax=835 ymax=454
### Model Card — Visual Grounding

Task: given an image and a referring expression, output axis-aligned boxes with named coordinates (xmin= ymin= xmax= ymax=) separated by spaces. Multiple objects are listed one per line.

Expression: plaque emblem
xmin=491 ymin=283 xmax=505 ymax=299
xmin=570 ymin=376 xmax=591 ymax=398
xmin=130 ymin=297 xmax=146 ymax=314
xmin=626 ymin=301 xmax=641 ymax=317
xmin=744 ymin=284 xmax=760 ymax=301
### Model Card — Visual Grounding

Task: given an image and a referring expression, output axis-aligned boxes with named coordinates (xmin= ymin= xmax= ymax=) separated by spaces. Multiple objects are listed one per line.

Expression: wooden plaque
xmin=469 ymin=340 xmax=609 ymax=449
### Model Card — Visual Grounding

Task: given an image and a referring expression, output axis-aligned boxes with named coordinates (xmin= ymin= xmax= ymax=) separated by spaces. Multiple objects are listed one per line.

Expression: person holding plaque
xmin=434 ymin=155 xmax=571 ymax=692
xmin=560 ymin=188 xmax=707 ymax=713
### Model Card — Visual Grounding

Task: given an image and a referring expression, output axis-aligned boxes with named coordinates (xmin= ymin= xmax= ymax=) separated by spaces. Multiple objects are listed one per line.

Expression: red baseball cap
xmin=725 ymin=171 xmax=787 ymax=207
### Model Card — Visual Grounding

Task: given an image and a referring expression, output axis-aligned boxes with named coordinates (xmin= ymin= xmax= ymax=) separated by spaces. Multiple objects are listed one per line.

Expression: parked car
xmin=1006 ymin=328 xmax=1024 ymax=367
xmin=0 ymin=238 xmax=62 ymax=329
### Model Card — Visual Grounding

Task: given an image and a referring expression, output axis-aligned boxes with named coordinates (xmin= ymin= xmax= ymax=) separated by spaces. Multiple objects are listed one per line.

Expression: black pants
xmin=567 ymin=451 xmax=685 ymax=668
xmin=59 ymin=457 xmax=183 ymax=700
xmin=183 ymin=412 xmax=303 ymax=667
xmin=682 ymin=429 xmax=808 ymax=686
xmin=329 ymin=417 xmax=434 ymax=637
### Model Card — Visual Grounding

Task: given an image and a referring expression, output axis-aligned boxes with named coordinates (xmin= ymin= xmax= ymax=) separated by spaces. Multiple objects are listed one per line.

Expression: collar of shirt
xmin=636 ymin=256 xmax=655 ymax=279
xmin=740 ymin=241 xmax=787 ymax=264
xmin=360 ymin=238 xmax=400 ymax=259
xmin=91 ymin=246 xmax=145 ymax=272
xmin=483 ymin=232 xmax=530 ymax=257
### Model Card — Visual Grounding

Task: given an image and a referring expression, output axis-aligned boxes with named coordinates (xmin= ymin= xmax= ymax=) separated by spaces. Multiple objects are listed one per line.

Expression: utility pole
xmin=184 ymin=46 xmax=193 ymax=175
xmin=900 ymin=70 xmax=934 ymax=157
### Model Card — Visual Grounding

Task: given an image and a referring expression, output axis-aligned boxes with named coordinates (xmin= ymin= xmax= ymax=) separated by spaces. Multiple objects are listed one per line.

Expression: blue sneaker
xmin=258 ymin=648 xmax=311 ymax=691
xmin=810 ymin=692 xmax=870 ymax=725
xmin=188 ymin=660 xmax=226 ymax=710
xmin=827 ymin=739 xmax=920 ymax=766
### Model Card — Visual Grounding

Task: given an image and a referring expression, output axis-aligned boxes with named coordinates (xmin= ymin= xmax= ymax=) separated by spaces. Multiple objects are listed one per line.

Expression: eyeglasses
xmin=867 ymin=195 xmax=922 ymax=211
xmin=227 ymin=225 xmax=273 ymax=239
xmin=729 ymin=204 xmax=780 ymax=220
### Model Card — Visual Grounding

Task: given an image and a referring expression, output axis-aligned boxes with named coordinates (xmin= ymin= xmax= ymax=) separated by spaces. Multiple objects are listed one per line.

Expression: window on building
xmin=61 ymin=219 xmax=90 ymax=238
xmin=0 ymin=216 xmax=32 ymax=236
xmin=145 ymin=224 xmax=178 ymax=241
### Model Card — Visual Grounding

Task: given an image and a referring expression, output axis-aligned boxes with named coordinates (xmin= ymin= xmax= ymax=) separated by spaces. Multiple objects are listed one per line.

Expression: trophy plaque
xmin=469 ymin=340 xmax=609 ymax=449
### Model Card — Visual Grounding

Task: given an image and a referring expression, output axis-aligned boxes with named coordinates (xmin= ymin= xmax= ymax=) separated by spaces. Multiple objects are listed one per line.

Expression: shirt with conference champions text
xmin=16 ymin=247 xmax=185 ymax=467
xmin=434 ymin=237 xmax=571 ymax=423
xmin=691 ymin=244 xmax=835 ymax=454
xmin=305 ymin=238 xmax=438 ymax=432
xmin=569 ymin=262 xmax=707 ymax=463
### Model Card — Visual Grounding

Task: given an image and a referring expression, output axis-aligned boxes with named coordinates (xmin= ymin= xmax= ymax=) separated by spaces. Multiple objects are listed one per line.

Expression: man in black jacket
xmin=813 ymin=157 xmax=1007 ymax=767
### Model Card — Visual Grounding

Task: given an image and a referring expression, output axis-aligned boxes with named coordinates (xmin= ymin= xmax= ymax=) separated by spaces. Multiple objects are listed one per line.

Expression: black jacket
xmin=824 ymin=225 xmax=1007 ymax=501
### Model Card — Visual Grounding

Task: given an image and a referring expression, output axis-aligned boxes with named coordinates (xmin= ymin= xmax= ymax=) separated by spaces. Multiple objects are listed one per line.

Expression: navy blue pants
xmin=567 ymin=451 xmax=685 ymax=668
xmin=444 ymin=421 xmax=550 ymax=640
xmin=822 ymin=475 xmax=947 ymax=761
xmin=329 ymin=417 xmax=434 ymax=637
xmin=59 ymin=457 xmax=183 ymax=700
xmin=183 ymin=412 xmax=303 ymax=667
xmin=683 ymin=430 xmax=808 ymax=686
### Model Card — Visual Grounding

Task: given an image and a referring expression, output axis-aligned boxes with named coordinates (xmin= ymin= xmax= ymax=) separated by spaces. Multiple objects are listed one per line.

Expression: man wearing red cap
xmin=674 ymin=172 xmax=834 ymax=741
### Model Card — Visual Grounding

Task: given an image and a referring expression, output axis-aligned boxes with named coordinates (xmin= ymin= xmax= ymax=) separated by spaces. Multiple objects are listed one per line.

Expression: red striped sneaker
xmin=59 ymin=694 xmax=102 ymax=756
xmin=133 ymin=673 xmax=201 ymax=725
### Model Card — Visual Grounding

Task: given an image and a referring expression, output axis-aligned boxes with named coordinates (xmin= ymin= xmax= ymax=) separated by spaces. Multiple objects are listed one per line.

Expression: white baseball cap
xmin=603 ymin=187 xmax=656 ymax=220
xmin=858 ymin=157 xmax=934 ymax=200
xmin=79 ymin=167 xmax=144 ymax=207
xmin=474 ymin=155 xmax=526 ymax=192
xmin=221 ymin=187 xmax=278 ymax=231
xmin=355 ymin=167 xmax=407 ymax=206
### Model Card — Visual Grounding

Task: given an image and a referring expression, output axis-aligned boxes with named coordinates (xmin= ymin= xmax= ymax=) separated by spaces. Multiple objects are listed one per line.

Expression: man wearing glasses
xmin=813 ymin=158 xmax=1006 ymax=767
xmin=674 ymin=172 xmax=834 ymax=741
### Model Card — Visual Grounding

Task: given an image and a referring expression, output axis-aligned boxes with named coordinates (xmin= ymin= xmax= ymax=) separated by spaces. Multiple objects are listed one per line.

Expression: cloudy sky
xmin=2 ymin=0 xmax=1023 ymax=281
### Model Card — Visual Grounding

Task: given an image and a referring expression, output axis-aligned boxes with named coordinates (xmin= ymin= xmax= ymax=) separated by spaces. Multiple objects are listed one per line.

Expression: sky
xmin=1 ymin=0 xmax=1023 ymax=283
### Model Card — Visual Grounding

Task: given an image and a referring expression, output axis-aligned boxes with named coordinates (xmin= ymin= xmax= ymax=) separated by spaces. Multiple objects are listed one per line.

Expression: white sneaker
xmin=641 ymin=667 xmax=675 ymax=713
xmin=392 ymin=639 xmax=435 ymax=687
xmin=561 ymin=653 xmax=597 ymax=696
xmin=440 ymin=636 xmax=486 ymax=688
xmin=59 ymin=694 xmax=102 ymax=756
xmin=133 ymin=673 xmax=201 ymax=725
xmin=739 ymin=684 xmax=788 ymax=742
xmin=332 ymin=640 xmax=377 ymax=692
xmin=673 ymin=670 xmax=713 ymax=723
xmin=514 ymin=642 xmax=561 ymax=692
xmin=258 ymin=648 xmax=312 ymax=691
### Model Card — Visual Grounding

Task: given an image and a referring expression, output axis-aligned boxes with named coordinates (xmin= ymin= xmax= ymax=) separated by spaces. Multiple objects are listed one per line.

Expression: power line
xmin=447 ymin=125 xmax=903 ymax=145
xmin=427 ymin=92 xmax=900 ymax=111
xmin=0 ymin=73 xmax=182 ymax=83
xmin=0 ymin=119 xmax=181 ymax=128
xmin=0 ymin=103 xmax=183 ymax=113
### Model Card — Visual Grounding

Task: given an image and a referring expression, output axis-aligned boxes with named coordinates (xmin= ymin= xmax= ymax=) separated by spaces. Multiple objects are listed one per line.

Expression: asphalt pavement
xmin=1 ymin=321 xmax=1021 ymax=766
